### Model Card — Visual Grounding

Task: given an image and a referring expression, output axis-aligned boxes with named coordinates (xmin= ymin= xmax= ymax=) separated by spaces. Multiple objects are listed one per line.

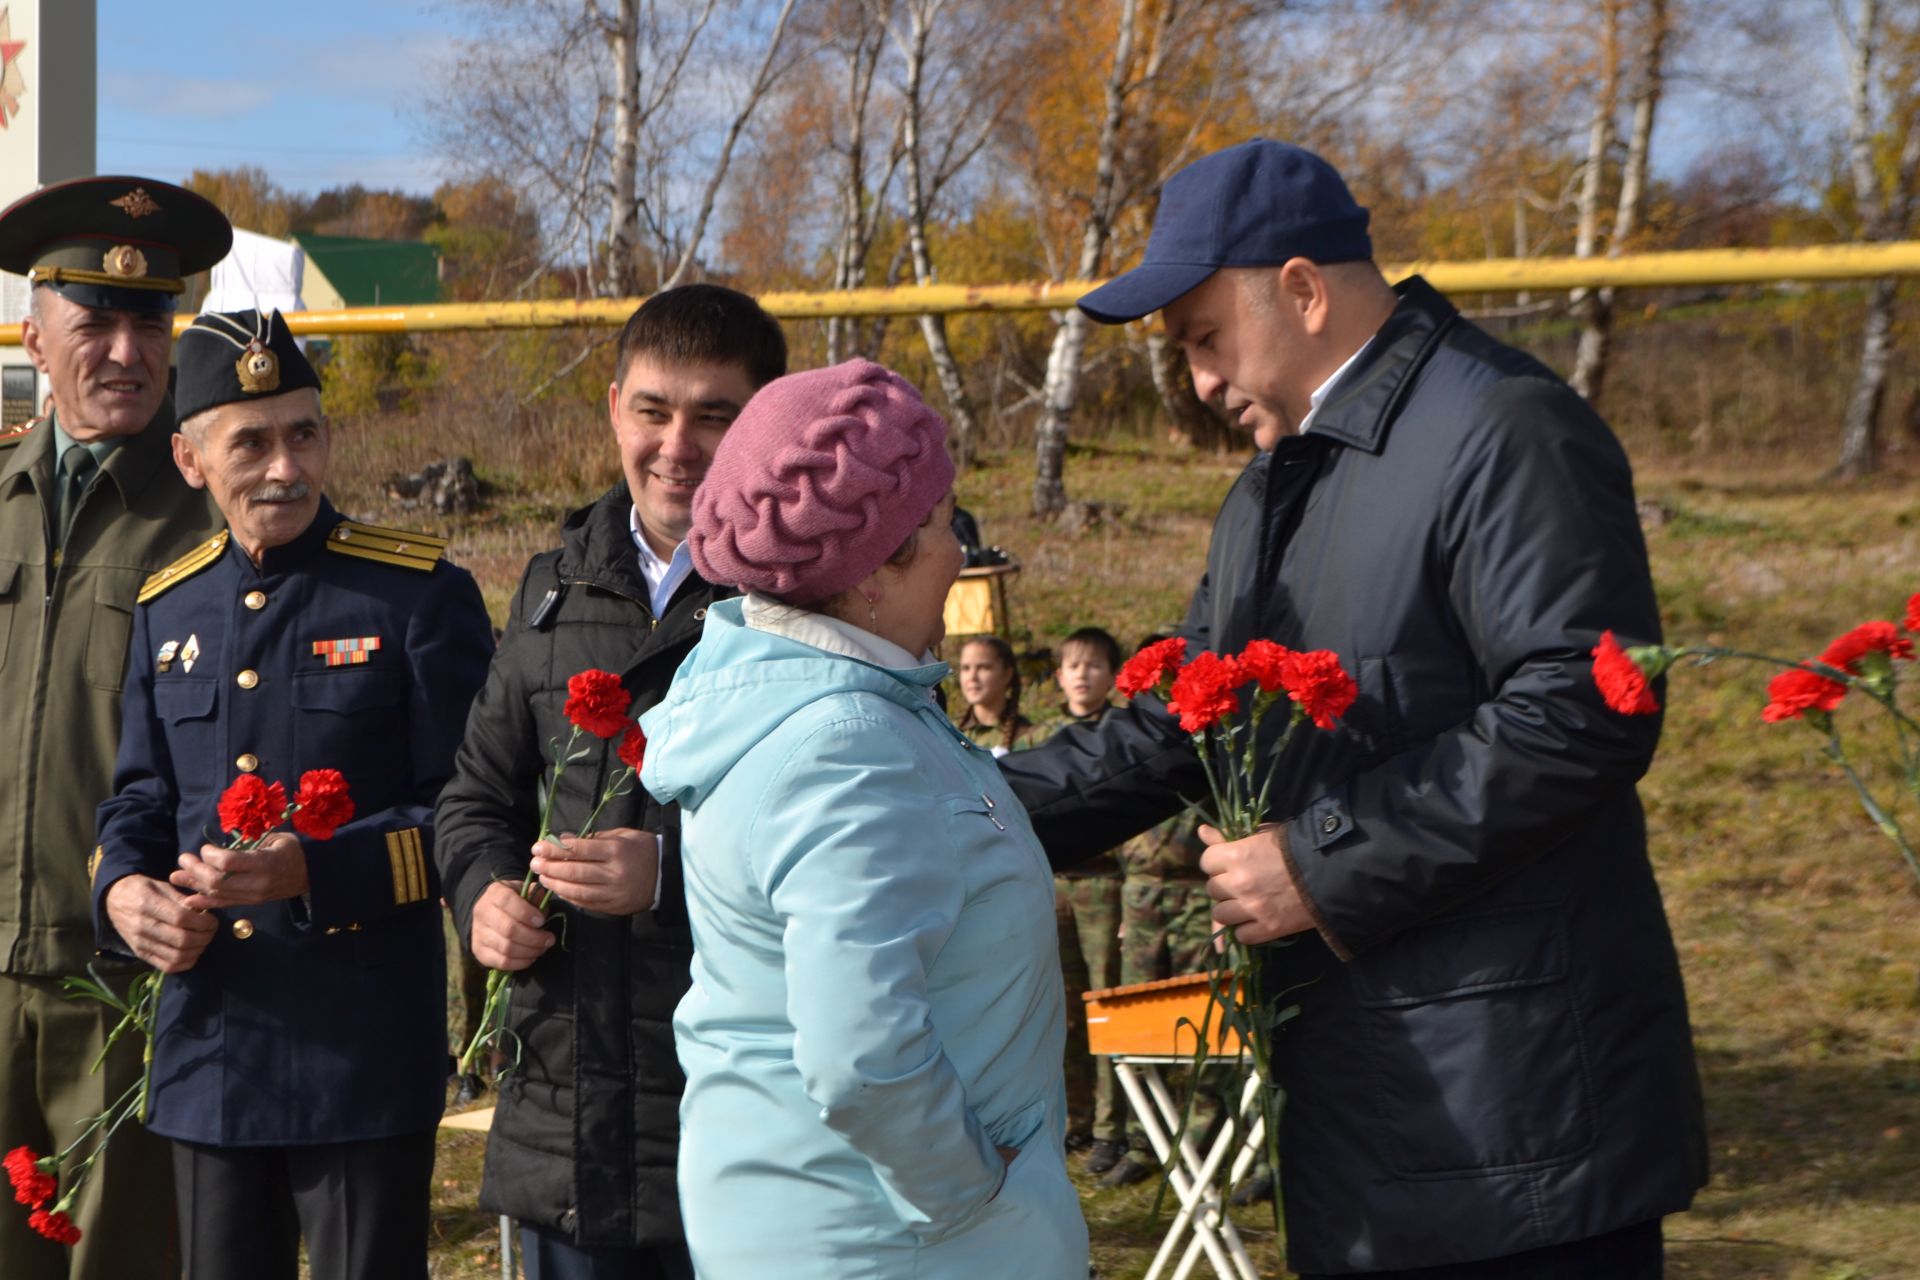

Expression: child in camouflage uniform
xmin=1034 ymin=628 xmax=1141 ymax=1182
xmin=951 ymin=635 xmax=1038 ymax=753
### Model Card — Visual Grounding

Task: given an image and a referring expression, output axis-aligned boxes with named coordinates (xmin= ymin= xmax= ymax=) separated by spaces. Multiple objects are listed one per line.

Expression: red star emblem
xmin=0 ymin=8 xmax=24 ymax=131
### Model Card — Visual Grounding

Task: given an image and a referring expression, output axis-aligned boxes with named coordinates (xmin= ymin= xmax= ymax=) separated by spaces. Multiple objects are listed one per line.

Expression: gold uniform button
xmin=231 ymin=918 xmax=255 ymax=940
xmin=244 ymin=591 xmax=266 ymax=610
xmin=236 ymin=753 xmax=259 ymax=772
xmin=237 ymin=670 xmax=259 ymax=689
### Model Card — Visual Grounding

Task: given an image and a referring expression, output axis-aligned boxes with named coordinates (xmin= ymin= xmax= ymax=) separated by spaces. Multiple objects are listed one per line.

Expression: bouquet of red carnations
xmin=7 ymin=770 xmax=354 ymax=1246
xmin=1115 ymin=636 xmax=1357 ymax=1222
xmin=458 ymin=669 xmax=645 ymax=1076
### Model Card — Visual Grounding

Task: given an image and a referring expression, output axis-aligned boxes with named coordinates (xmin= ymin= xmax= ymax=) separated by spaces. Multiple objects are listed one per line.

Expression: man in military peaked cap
xmin=91 ymin=309 xmax=494 ymax=1280
xmin=0 ymin=176 xmax=232 ymax=1280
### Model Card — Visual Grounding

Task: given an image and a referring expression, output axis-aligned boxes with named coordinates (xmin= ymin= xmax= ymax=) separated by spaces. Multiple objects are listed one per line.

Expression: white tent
xmin=203 ymin=228 xmax=306 ymax=317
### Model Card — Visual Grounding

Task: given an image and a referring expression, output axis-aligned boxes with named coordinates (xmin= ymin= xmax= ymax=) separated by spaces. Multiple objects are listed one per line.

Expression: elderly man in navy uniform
xmin=0 ymin=176 xmax=231 ymax=1279
xmin=91 ymin=309 xmax=493 ymax=1280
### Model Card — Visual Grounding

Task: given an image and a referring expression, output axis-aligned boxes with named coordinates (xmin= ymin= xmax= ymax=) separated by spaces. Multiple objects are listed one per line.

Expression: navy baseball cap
xmin=1079 ymin=139 xmax=1372 ymax=325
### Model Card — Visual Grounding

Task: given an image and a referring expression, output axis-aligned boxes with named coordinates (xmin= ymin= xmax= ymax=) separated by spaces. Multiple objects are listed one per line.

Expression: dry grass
xmin=317 ymin=341 xmax=1920 ymax=1277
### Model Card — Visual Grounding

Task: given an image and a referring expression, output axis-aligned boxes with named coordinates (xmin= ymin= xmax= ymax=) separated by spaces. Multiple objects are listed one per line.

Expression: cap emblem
xmin=110 ymin=188 xmax=162 ymax=219
xmin=236 ymin=341 xmax=280 ymax=395
xmin=102 ymin=245 xmax=148 ymax=279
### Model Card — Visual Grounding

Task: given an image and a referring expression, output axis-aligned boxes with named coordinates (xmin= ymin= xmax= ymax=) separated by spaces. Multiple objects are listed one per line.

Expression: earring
xmin=866 ymin=596 xmax=879 ymax=629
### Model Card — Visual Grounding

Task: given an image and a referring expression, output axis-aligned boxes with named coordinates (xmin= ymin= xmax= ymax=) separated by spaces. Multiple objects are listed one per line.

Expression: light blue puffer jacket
xmin=640 ymin=600 xmax=1087 ymax=1280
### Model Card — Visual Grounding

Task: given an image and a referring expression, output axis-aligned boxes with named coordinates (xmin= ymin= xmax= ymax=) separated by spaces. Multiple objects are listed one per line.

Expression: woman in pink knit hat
xmin=639 ymin=360 xmax=1087 ymax=1278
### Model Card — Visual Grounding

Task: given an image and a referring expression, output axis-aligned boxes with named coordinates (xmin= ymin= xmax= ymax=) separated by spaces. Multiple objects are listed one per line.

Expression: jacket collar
xmin=1304 ymin=275 xmax=1459 ymax=456
xmin=0 ymin=399 xmax=179 ymax=511
xmin=559 ymin=483 xmax=730 ymax=626
xmin=557 ymin=484 xmax=653 ymax=598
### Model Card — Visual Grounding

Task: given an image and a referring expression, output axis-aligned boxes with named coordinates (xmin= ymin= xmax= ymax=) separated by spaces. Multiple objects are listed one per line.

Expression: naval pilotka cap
xmin=1077 ymin=139 xmax=1373 ymax=325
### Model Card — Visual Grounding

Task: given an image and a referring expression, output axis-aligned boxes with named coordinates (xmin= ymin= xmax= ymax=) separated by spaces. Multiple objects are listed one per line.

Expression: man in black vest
xmin=1002 ymin=140 xmax=1706 ymax=1279
xmin=436 ymin=284 xmax=787 ymax=1278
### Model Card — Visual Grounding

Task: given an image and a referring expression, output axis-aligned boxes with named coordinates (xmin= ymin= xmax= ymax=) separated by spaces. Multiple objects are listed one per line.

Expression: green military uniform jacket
xmin=0 ymin=409 xmax=222 ymax=975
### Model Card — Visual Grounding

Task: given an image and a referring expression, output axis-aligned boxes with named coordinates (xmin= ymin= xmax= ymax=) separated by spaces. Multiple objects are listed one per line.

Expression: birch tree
xmin=435 ymin=0 xmax=803 ymax=298
xmin=1571 ymin=0 xmax=1670 ymax=406
xmin=1029 ymin=0 xmax=1190 ymax=518
xmin=1832 ymin=0 xmax=1920 ymax=477
xmin=892 ymin=0 xmax=1033 ymax=465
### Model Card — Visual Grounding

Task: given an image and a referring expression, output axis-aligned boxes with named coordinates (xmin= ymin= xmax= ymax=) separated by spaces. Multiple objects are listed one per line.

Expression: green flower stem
xmin=137 ymin=974 xmax=161 ymax=1124
xmin=458 ymin=728 xmax=636 ymax=1077
xmin=1823 ymin=724 xmax=1920 ymax=887
xmin=52 ymin=1077 xmax=148 ymax=1214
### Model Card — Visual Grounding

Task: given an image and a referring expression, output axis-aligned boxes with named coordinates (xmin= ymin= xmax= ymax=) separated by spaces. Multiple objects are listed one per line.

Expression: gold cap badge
xmin=102 ymin=245 xmax=148 ymax=279
xmin=110 ymin=188 xmax=162 ymax=219
xmin=236 ymin=341 xmax=280 ymax=395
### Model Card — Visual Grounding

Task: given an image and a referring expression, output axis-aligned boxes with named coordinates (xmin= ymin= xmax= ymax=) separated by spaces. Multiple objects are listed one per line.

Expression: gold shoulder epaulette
xmin=0 ymin=417 xmax=38 ymax=448
xmin=138 ymin=530 xmax=230 ymax=604
xmin=325 ymin=519 xmax=449 ymax=573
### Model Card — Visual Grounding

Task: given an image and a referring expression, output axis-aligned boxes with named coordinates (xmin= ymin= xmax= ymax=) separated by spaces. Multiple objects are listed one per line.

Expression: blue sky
xmin=97 ymin=0 xmax=454 ymax=194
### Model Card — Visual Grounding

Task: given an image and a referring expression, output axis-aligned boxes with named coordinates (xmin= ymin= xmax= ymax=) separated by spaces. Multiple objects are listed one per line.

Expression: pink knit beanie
xmin=689 ymin=359 xmax=955 ymax=604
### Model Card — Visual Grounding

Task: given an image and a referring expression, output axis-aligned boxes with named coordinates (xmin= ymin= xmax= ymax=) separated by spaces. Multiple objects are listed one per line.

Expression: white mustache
xmin=250 ymin=481 xmax=311 ymax=503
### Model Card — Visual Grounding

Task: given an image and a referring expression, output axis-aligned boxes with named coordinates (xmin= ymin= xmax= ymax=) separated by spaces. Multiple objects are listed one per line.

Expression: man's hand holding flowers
xmin=460 ymin=675 xmax=652 ymax=1073
xmin=530 ymin=827 xmax=659 ymax=916
xmin=1198 ymin=823 xmax=1316 ymax=945
xmin=101 ymin=876 xmax=218 ymax=974
xmin=168 ymin=832 xmax=308 ymax=909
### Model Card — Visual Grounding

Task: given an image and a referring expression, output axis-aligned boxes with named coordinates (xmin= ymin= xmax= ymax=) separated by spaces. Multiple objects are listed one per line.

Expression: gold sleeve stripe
xmin=387 ymin=833 xmax=409 ymax=904
xmin=88 ymin=846 xmax=103 ymax=886
xmin=408 ymin=828 xmax=429 ymax=903
xmin=138 ymin=531 xmax=230 ymax=603
xmin=386 ymin=828 xmax=429 ymax=905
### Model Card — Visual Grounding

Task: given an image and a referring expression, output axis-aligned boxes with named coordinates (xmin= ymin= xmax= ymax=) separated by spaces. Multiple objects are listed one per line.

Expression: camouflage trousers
xmin=1055 ymin=874 xmax=1124 ymax=1142
xmin=1119 ymin=876 xmax=1216 ymax=985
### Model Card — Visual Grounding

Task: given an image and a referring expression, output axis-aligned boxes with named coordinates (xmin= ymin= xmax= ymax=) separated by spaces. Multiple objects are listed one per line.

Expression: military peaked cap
xmin=0 ymin=175 xmax=233 ymax=314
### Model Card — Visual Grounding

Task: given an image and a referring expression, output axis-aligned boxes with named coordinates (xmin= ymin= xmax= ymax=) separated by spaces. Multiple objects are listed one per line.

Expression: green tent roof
xmin=294 ymin=233 xmax=440 ymax=306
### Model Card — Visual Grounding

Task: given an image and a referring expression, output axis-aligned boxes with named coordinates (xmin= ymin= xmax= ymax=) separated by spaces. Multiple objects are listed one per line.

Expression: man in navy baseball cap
xmin=1079 ymin=139 xmax=1396 ymax=449
xmin=1016 ymin=138 xmax=1706 ymax=1280
xmin=1078 ymin=138 xmax=1373 ymax=324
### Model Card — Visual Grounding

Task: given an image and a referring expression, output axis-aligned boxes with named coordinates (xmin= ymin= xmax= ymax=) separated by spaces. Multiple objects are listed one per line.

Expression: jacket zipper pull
xmin=982 ymin=793 xmax=1005 ymax=830
xmin=528 ymin=585 xmax=564 ymax=629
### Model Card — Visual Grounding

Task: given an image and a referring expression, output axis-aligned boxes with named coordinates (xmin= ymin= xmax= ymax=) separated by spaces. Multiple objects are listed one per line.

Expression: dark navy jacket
xmin=1003 ymin=278 xmax=1706 ymax=1272
xmin=92 ymin=499 xmax=493 ymax=1147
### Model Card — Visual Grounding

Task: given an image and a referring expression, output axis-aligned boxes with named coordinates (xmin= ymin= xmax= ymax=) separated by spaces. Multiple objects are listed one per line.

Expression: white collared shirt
xmin=1297 ymin=334 xmax=1377 ymax=437
xmin=629 ymin=507 xmax=696 ymax=617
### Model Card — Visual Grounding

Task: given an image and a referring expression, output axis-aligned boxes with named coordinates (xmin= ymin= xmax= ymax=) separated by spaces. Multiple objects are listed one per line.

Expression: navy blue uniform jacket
xmin=92 ymin=500 xmax=493 ymax=1146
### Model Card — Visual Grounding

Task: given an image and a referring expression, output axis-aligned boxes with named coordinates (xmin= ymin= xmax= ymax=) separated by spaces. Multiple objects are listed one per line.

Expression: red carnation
xmin=5 ymin=1146 xmax=55 ymax=1208
xmin=616 ymin=724 xmax=646 ymax=772
xmin=217 ymin=776 xmax=287 ymax=844
xmin=1116 ymin=637 xmax=1187 ymax=699
xmin=564 ymin=670 xmax=633 ymax=739
xmin=1237 ymin=639 xmax=1294 ymax=694
xmin=1280 ymin=648 xmax=1359 ymax=730
xmin=291 ymin=770 xmax=355 ymax=841
xmin=1819 ymin=620 xmax=1914 ymax=673
xmin=1166 ymin=652 xmax=1245 ymax=734
xmin=28 ymin=1207 xmax=80 ymax=1245
xmin=1905 ymin=592 xmax=1919 ymax=635
xmin=1592 ymin=630 xmax=1660 ymax=716
xmin=1761 ymin=665 xmax=1848 ymax=723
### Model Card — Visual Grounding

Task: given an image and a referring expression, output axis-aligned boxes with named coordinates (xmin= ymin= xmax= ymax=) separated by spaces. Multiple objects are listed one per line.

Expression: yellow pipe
xmin=2 ymin=242 xmax=1918 ymax=345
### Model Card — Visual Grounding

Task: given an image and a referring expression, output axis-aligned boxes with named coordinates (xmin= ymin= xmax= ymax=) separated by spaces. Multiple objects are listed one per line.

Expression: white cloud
xmin=102 ymin=72 xmax=274 ymax=120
